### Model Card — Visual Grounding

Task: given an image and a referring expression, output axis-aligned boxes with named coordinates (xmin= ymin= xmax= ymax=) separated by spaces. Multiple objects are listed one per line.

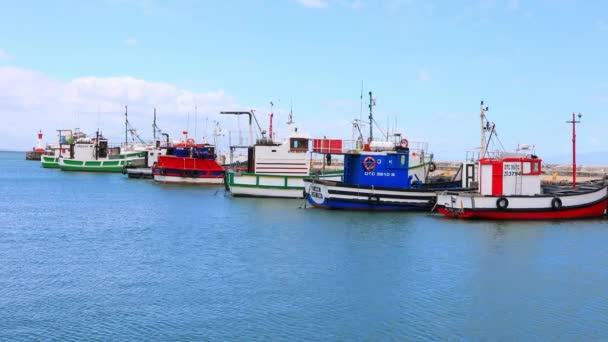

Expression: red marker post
xmin=566 ymin=112 xmax=582 ymax=189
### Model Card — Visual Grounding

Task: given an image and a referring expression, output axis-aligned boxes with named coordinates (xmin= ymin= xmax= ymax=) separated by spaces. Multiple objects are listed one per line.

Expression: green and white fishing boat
xmin=40 ymin=129 xmax=83 ymax=168
xmin=58 ymin=131 xmax=146 ymax=172
xmin=222 ymin=109 xmax=342 ymax=198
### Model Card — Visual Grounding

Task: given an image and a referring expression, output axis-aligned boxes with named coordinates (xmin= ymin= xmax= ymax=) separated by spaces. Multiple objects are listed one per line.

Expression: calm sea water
xmin=1 ymin=151 xmax=608 ymax=340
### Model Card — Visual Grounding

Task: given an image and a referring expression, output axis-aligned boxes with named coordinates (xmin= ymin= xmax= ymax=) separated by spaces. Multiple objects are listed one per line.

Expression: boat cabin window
xmin=400 ymin=155 xmax=406 ymax=166
xmin=290 ymin=138 xmax=309 ymax=152
xmin=522 ymin=160 xmax=541 ymax=175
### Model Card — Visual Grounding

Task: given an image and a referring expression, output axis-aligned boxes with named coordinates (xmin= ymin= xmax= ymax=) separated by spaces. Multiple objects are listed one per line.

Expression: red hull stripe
xmin=437 ymin=200 xmax=607 ymax=220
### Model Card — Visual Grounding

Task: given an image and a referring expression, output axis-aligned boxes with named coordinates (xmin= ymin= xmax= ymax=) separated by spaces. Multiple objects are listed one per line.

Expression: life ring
xmin=496 ymin=197 xmax=509 ymax=210
xmin=400 ymin=138 xmax=409 ymax=149
xmin=428 ymin=162 xmax=437 ymax=173
xmin=551 ymin=197 xmax=562 ymax=210
xmin=186 ymin=138 xmax=195 ymax=146
xmin=362 ymin=156 xmax=376 ymax=171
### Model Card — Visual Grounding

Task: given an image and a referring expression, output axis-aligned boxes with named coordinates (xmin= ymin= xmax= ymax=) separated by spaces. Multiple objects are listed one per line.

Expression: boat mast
xmin=95 ymin=130 xmax=99 ymax=160
xmin=368 ymin=91 xmax=373 ymax=142
xmin=479 ymin=101 xmax=489 ymax=158
xmin=124 ymin=105 xmax=128 ymax=149
xmin=153 ymin=108 xmax=157 ymax=144
xmin=269 ymin=101 xmax=274 ymax=141
xmin=566 ymin=112 xmax=582 ymax=189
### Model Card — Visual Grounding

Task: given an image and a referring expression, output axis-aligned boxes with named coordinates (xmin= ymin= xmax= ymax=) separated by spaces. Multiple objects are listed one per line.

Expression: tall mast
xmin=153 ymin=108 xmax=157 ymax=143
xmin=368 ymin=91 xmax=373 ymax=141
xmin=269 ymin=101 xmax=274 ymax=141
xmin=479 ymin=101 xmax=489 ymax=158
xmin=566 ymin=112 xmax=582 ymax=189
xmin=124 ymin=105 xmax=128 ymax=148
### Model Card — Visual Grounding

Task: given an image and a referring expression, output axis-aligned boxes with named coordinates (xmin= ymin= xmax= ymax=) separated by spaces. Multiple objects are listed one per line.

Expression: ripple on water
xmin=2 ymin=152 xmax=608 ymax=340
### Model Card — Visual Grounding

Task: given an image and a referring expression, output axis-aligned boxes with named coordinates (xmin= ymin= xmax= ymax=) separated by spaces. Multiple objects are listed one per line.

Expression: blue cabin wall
xmin=170 ymin=146 xmax=216 ymax=159
xmin=342 ymin=150 xmax=412 ymax=188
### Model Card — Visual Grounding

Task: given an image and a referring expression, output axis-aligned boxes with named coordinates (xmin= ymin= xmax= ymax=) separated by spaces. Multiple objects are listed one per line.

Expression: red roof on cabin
xmin=479 ymin=156 xmax=542 ymax=164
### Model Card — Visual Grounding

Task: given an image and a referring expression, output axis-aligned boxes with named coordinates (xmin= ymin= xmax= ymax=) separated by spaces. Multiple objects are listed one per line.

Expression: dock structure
xmin=25 ymin=151 xmax=45 ymax=160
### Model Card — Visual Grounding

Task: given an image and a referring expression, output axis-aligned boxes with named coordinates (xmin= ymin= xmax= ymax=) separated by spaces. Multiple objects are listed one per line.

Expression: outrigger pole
xmin=220 ymin=111 xmax=264 ymax=145
xmin=566 ymin=112 xmax=582 ymax=189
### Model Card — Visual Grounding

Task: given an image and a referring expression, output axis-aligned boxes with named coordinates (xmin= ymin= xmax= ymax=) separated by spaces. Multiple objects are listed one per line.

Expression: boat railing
xmin=311 ymin=138 xmax=430 ymax=155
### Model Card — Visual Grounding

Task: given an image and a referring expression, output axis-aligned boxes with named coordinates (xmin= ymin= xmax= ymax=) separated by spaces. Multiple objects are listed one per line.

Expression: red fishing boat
xmin=152 ymin=131 xmax=225 ymax=184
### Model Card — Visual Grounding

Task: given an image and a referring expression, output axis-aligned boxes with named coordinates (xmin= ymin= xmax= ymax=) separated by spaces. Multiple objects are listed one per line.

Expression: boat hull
xmin=305 ymin=179 xmax=443 ymax=211
xmin=436 ymin=184 xmax=608 ymax=220
xmin=41 ymin=156 xmax=59 ymax=168
xmin=226 ymin=171 xmax=343 ymax=199
xmin=153 ymin=174 xmax=224 ymax=184
xmin=59 ymin=159 xmax=132 ymax=172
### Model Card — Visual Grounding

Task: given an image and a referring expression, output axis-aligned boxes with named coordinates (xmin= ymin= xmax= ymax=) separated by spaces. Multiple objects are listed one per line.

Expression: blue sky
xmin=0 ymin=0 xmax=607 ymax=162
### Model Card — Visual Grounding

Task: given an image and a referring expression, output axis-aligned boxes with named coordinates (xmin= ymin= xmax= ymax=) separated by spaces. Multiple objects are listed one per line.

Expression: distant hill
xmin=544 ymin=151 xmax=608 ymax=165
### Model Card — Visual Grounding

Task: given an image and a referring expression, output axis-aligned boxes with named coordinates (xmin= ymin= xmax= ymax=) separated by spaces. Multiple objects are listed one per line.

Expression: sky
xmin=0 ymin=0 xmax=607 ymax=162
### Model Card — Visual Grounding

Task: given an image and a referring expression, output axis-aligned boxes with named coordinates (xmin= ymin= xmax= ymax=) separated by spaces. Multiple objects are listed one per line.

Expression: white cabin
xmin=479 ymin=156 xmax=542 ymax=196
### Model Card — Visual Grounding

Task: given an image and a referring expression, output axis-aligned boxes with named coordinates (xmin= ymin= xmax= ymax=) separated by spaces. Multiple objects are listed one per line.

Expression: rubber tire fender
xmin=496 ymin=197 xmax=509 ymax=210
xmin=428 ymin=162 xmax=437 ymax=173
xmin=551 ymin=197 xmax=562 ymax=210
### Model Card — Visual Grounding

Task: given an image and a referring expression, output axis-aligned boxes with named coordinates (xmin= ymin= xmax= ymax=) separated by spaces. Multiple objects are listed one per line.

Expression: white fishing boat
xmin=436 ymin=107 xmax=608 ymax=220
xmin=222 ymin=109 xmax=341 ymax=198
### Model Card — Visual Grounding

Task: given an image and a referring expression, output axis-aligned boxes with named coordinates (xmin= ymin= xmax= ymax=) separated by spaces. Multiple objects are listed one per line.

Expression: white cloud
xmin=124 ymin=37 xmax=138 ymax=46
xmin=296 ymin=0 xmax=328 ymax=8
xmin=0 ymin=67 xmax=240 ymax=150
xmin=417 ymin=68 xmax=431 ymax=82
xmin=0 ymin=49 xmax=12 ymax=61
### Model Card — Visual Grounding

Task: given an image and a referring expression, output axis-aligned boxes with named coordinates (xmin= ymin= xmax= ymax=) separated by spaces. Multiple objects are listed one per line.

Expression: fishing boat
xmin=436 ymin=156 xmax=608 ymax=219
xmin=222 ymin=108 xmax=342 ymax=198
xmin=436 ymin=111 xmax=608 ymax=220
xmin=152 ymin=131 xmax=225 ymax=184
xmin=40 ymin=129 xmax=81 ymax=168
xmin=125 ymin=108 xmax=172 ymax=179
xmin=58 ymin=131 xmax=146 ymax=172
xmin=304 ymin=92 xmax=473 ymax=211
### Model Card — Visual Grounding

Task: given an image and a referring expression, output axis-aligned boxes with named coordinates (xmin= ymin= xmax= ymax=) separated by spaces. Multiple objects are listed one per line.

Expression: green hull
xmin=41 ymin=156 xmax=60 ymax=168
xmin=59 ymin=158 xmax=142 ymax=173
xmin=226 ymin=170 xmax=343 ymax=191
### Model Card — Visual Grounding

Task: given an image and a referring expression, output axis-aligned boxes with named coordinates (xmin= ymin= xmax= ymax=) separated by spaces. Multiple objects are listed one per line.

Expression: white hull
xmin=229 ymin=185 xmax=304 ymax=198
xmin=154 ymin=175 xmax=224 ymax=185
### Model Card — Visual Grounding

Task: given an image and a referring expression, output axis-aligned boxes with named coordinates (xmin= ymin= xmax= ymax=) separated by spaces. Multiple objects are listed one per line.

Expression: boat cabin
xmin=479 ymin=156 xmax=542 ymax=196
xmin=342 ymin=147 xmax=413 ymax=188
xmin=245 ymin=137 xmax=311 ymax=176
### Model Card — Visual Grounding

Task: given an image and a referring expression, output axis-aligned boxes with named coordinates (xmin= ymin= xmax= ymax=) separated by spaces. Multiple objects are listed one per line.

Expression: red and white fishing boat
xmin=437 ymin=110 xmax=607 ymax=220
xmin=152 ymin=131 xmax=225 ymax=184
xmin=436 ymin=155 xmax=608 ymax=219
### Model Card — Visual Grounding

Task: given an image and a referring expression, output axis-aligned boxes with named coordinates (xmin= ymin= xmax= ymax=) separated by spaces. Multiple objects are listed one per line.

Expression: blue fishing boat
xmin=304 ymin=92 xmax=474 ymax=211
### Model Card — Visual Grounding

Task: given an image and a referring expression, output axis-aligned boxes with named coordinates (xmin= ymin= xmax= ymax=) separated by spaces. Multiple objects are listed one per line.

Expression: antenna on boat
xmin=125 ymin=105 xmax=128 ymax=149
xmin=479 ymin=100 xmax=489 ymax=158
xmin=194 ymin=105 xmax=198 ymax=142
xmin=368 ymin=91 xmax=374 ymax=141
xmin=287 ymin=100 xmax=294 ymax=125
xmin=566 ymin=112 xmax=582 ymax=189
xmin=269 ymin=101 xmax=274 ymax=141
xmin=153 ymin=108 xmax=157 ymax=144
xmin=359 ymin=81 xmax=363 ymax=121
